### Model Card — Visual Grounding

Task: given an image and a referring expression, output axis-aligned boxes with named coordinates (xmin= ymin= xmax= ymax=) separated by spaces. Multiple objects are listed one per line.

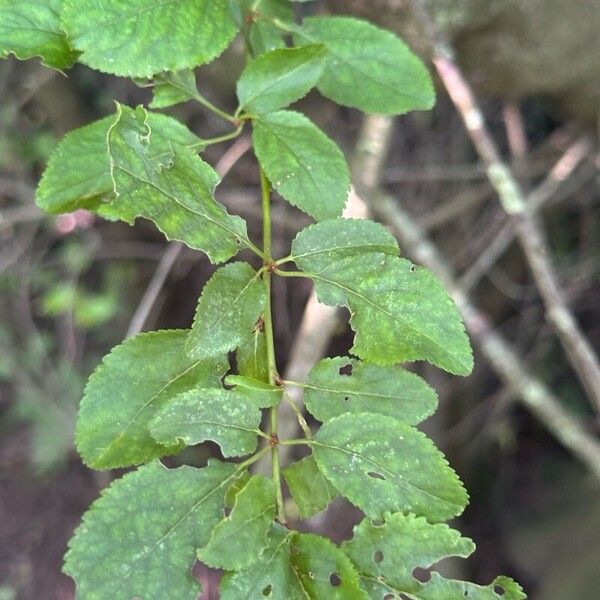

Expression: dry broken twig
xmin=408 ymin=0 xmax=600 ymax=413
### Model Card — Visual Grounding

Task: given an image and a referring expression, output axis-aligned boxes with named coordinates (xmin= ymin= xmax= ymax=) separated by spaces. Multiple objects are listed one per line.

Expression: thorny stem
xmin=260 ymin=166 xmax=286 ymax=524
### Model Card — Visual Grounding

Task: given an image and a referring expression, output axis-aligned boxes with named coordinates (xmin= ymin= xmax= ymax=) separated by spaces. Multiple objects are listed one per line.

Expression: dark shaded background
xmin=1 ymin=1 xmax=599 ymax=598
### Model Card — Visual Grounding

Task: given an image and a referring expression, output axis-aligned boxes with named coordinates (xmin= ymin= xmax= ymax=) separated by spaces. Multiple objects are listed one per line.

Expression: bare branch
xmin=461 ymin=136 xmax=595 ymax=289
xmin=408 ymin=0 xmax=600 ymax=412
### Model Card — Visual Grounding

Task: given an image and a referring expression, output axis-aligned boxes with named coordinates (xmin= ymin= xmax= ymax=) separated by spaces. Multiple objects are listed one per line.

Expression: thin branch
xmin=126 ymin=242 xmax=183 ymax=338
xmin=408 ymin=0 xmax=600 ymax=412
xmin=460 ymin=137 xmax=594 ymax=289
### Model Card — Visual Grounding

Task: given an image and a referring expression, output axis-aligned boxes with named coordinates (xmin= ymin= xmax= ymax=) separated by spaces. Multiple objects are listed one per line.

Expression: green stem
xmin=274 ymin=269 xmax=307 ymax=278
xmin=283 ymin=390 xmax=313 ymax=438
xmin=192 ymin=123 xmax=245 ymax=149
xmin=274 ymin=254 xmax=294 ymax=266
xmin=237 ymin=445 xmax=272 ymax=471
xmin=279 ymin=438 xmax=314 ymax=447
xmin=193 ymin=90 xmax=237 ymax=123
xmin=260 ymin=166 xmax=286 ymax=524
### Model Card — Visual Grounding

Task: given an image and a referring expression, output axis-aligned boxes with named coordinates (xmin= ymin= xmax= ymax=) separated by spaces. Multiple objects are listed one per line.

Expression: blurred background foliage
xmin=0 ymin=1 xmax=599 ymax=598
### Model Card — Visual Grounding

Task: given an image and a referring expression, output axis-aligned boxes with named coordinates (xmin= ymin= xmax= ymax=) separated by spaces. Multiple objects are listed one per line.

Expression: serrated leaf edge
xmin=312 ymin=412 xmax=469 ymax=520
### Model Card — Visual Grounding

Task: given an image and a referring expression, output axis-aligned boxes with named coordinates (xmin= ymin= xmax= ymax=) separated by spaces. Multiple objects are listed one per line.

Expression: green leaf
xmin=253 ymin=110 xmax=350 ymax=221
xmin=232 ymin=0 xmax=293 ymax=27
xmin=220 ymin=526 xmax=306 ymax=600
xmin=298 ymin=253 xmax=473 ymax=375
xmin=76 ymin=330 xmax=227 ymax=469
xmin=224 ymin=375 xmax=282 ymax=408
xmin=312 ymin=413 xmax=468 ymax=522
xmin=304 ymin=357 xmax=437 ymax=424
xmin=61 ymin=0 xmax=238 ymax=78
xmin=237 ymin=45 xmax=326 ymax=114
xmin=249 ymin=20 xmax=287 ymax=56
xmin=149 ymin=388 xmax=262 ymax=458
xmin=107 ymin=104 xmax=251 ymax=262
xmin=187 ymin=262 xmax=266 ymax=360
xmin=290 ymin=219 xmax=399 ymax=272
xmin=224 ymin=471 xmax=252 ymax=508
xmin=294 ymin=16 xmax=435 ymax=115
xmin=236 ymin=327 xmax=269 ymax=382
xmin=405 ymin=574 xmax=527 ymax=600
xmin=64 ymin=460 xmax=239 ymax=600
xmin=343 ymin=512 xmax=474 ymax=595
xmin=283 ymin=454 xmax=337 ymax=518
xmin=150 ymin=70 xmax=198 ymax=109
xmin=198 ymin=475 xmax=276 ymax=570
xmin=347 ymin=518 xmax=525 ymax=600
xmin=220 ymin=527 xmax=367 ymax=599
xmin=224 ymin=375 xmax=278 ymax=393
xmin=233 ymin=0 xmax=292 ymax=55
xmin=0 ymin=0 xmax=77 ymax=70
xmin=36 ymin=111 xmax=200 ymax=215
xmin=291 ymin=533 xmax=367 ymax=599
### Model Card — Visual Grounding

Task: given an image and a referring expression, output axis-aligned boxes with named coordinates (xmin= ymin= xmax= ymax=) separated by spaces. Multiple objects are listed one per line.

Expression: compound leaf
xmin=198 ymin=475 xmax=276 ymax=570
xmin=76 ymin=330 xmax=226 ymax=470
xmin=298 ymin=252 xmax=473 ymax=375
xmin=283 ymin=454 xmax=337 ymax=519
xmin=304 ymin=357 xmax=437 ymax=424
xmin=62 ymin=0 xmax=238 ymax=77
xmin=253 ymin=110 xmax=350 ymax=221
xmin=151 ymin=69 xmax=198 ymax=109
xmin=187 ymin=262 xmax=266 ymax=360
xmin=295 ymin=16 xmax=435 ymax=115
xmin=36 ymin=111 xmax=200 ymax=214
xmin=0 ymin=0 xmax=77 ymax=70
xmin=343 ymin=512 xmax=474 ymax=595
xmin=107 ymin=104 xmax=251 ymax=262
xmin=64 ymin=460 xmax=239 ymax=600
xmin=290 ymin=218 xmax=398 ymax=273
xmin=149 ymin=389 xmax=262 ymax=458
xmin=313 ymin=413 xmax=468 ymax=522
xmin=237 ymin=45 xmax=326 ymax=114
